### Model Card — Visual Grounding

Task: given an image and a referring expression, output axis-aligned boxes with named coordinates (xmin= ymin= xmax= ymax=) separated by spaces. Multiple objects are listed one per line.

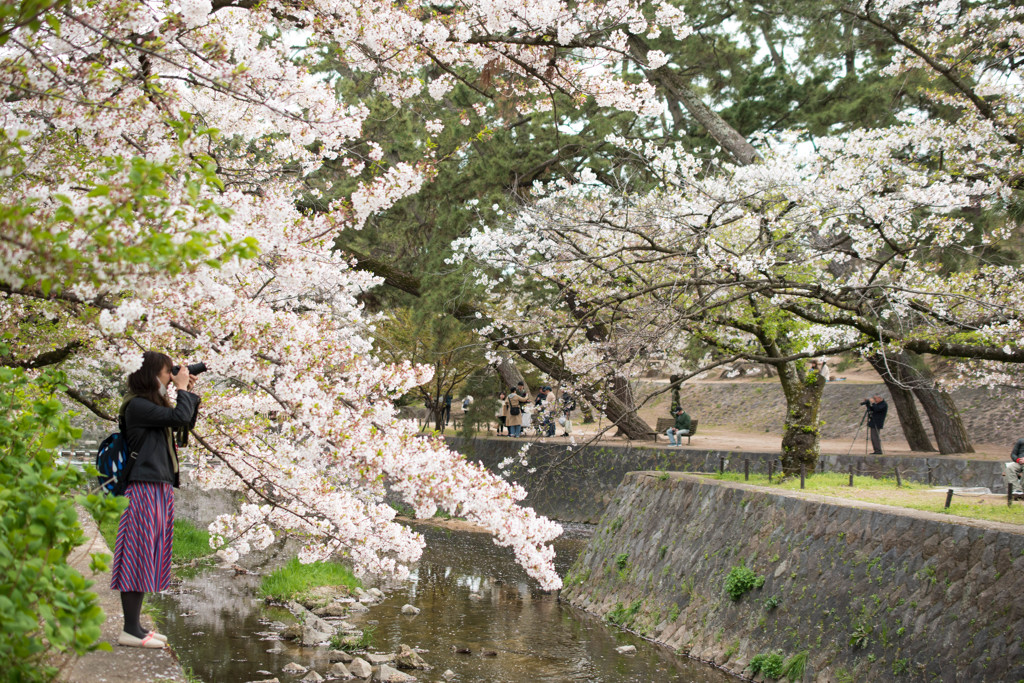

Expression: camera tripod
xmin=846 ymin=408 xmax=872 ymax=457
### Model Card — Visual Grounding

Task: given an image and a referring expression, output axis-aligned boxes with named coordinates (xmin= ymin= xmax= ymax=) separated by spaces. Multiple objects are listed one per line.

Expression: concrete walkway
xmin=52 ymin=508 xmax=186 ymax=683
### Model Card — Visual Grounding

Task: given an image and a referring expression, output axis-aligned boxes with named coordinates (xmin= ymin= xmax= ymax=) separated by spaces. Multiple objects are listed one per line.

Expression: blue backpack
xmin=95 ymin=416 xmax=135 ymax=496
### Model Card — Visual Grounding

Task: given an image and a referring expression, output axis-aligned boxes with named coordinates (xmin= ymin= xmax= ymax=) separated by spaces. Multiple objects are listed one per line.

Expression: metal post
xmin=945 ymin=489 xmax=954 ymax=509
xmin=849 ymin=465 xmax=854 ymax=487
xmin=719 ymin=456 xmax=725 ymax=474
xmin=744 ymin=458 xmax=750 ymax=481
xmin=1009 ymin=483 xmax=1014 ymax=508
xmin=895 ymin=467 xmax=902 ymax=487
xmin=800 ymin=464 xmax=805 ymax=489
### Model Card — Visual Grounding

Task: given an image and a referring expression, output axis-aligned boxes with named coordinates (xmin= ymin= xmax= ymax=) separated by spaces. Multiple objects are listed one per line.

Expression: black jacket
xmin=121 ymin=391 xmax=200 ymax=488
xmin=1011 ymin=438 xmax=1024 ymax=461
xmin=866 ymin=399 xmax=888 ymax=429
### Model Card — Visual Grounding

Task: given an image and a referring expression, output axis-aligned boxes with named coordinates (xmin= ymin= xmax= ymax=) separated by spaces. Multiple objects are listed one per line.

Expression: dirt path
xmin=52 ymin=509 xmax=186 ymax=683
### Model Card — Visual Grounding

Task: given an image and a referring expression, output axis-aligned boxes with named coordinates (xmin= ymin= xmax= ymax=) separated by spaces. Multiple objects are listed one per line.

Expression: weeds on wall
xmin=724 ymin=560 xmax=765 ymax=601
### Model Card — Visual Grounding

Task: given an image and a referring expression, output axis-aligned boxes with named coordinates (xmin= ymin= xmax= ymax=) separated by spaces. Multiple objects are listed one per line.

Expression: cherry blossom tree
xmin=454 ymin=0 xmax=1024 ymax=466
xmin=0 ymin=0 xmax=694 ymax=589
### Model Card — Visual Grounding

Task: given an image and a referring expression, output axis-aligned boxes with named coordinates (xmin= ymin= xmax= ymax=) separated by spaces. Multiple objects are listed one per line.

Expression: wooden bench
xmin=655 ymin=417 xmax=698 ymax=445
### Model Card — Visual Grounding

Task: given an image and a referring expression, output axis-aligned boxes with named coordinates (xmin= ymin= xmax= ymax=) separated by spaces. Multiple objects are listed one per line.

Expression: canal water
xmin=152 ymin=522 xmax=737 ymax=682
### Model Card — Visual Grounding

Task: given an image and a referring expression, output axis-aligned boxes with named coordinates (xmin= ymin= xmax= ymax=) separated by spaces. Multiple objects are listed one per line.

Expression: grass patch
xmin=708 ymin=471 xmax=1024 ymax=525
xmin=94 ymin=510 xmax=213 ymax=563
xmin=259 ymin=557 xmax=361 ymax=602
xmin=173 ymin=519 xmax=214 ymax=563
xmin=330 ymin=624 xmax=375 ymax=652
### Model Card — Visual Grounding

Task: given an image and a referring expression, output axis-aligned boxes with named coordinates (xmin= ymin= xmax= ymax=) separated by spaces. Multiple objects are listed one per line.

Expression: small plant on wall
xmin=749 ymin=650 xmax=784 ymax=678
xmin=724 ymin=560 xmax=765 ymax=601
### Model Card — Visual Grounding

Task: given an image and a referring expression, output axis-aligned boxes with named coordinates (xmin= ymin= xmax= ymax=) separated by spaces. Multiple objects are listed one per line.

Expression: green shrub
xmin=750 ymin=650 xmax=786 ymax=678
xmin=259 ymin=557 xmax=361 ymax=602
xmin=0 ymin=367 xmax=125 ymax=681
xmin=724 ymin=561 xmax=765 ymax=601
xmin=849 ymin=621 xmax=873 ymax=649
xmin=606 ymin=600 xmax=643 ymax=628
xmin=615 ymin=553 xmax=629 ymax=570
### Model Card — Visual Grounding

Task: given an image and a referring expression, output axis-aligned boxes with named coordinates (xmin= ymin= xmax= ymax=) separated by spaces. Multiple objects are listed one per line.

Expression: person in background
xmin=535 ymin=385 xmax=555 ymax=437
xmin=506 ymin=383 xmax=529 ymax=437
xmin=1003 ymin=438 xmax=1024 ymax=494
xmin=496 ymin=392 xmax=507 ymax=435
xmin=819 ymin=358 xmax=831 ymax=382
xmin=665 ymin=406 xmax=691 ymax=446
xmin=462 ymin=395 xmax=474 ymax=411
xmin=559 ymin=389 xmax=577 ymax=437
xmin=861 ymin=395 xmax=888 ymax=455
xmin=442 ymin=393 xmax=453 ymax=427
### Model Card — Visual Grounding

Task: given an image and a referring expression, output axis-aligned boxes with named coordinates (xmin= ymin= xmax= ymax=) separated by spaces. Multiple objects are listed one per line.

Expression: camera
xmin=860 ymin=398 xmax=871 ymax=407
xmin=172 ymin=362 xmax=208 ymax=376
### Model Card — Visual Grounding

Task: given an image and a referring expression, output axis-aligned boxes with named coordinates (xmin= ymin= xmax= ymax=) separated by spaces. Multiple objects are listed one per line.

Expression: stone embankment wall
xmin=447 ymin=437 xmax=1005 ymax=523
xmin=561 ymin=472 xmax=1024 ymax=682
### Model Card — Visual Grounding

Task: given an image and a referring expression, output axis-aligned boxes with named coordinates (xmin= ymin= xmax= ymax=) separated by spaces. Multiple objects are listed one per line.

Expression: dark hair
xmin=127 ymin=351 xmax=173 ymax=407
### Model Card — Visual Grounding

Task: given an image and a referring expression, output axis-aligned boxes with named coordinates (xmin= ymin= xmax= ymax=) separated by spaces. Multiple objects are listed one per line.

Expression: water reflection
xmin=153 ymin=522 xmax=737 ymax=682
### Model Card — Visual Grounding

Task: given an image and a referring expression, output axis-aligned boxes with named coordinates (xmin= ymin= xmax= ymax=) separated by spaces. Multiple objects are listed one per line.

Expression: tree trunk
xmin=495 ymin=352 xmax=526 ymax=393
xmin=778 ymin=361 xmax=826 ymax=474
xmin=609 ymin=375 xmax=640 ymax=437
xmin=669 ymin=373 xmax=682 ymax=413
xmin=866 ymin=353 xmax=936 ymax=452
xmin=602 ymin=385 xmax=656 ymax=439
xmin=891 ymin=351 xmax=974 ymax=454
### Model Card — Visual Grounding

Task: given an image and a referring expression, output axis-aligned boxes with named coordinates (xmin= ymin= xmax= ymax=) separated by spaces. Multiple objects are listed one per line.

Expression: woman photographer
xmin=110 ymin=351 xmax=200 ymax=648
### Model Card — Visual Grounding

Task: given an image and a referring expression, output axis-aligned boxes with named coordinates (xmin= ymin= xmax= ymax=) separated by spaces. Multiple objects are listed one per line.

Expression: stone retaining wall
xmin=447 ymin=437 xmax=1005 ymax=523
xmin=561 ymin=472 xmax=1024 ymax=682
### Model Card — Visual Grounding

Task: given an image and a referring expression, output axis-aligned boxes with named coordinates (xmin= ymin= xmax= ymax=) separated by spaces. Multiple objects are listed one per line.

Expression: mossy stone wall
xmin=561 ymin=472 xmax=1024 ymax=682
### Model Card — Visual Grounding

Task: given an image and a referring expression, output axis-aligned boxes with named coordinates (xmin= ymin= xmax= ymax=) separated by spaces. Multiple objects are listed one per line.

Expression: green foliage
xmin=849 ymin=621 xmax=874 ymax=649
xmin=750 ymin=650 xmax=785 ymax=678
xmin=893 ymin=657 xmax=910 ymax=675
xmin=764 ymin=594 xmax=780 ymax=611
xmin=258 ymin=556 xmax=361 ymax=602
xmin=724 ymin=561 xmax=765 ymax=601
xmin=606 ymin=599 xmax=643 ymax=628
xmin=668 ymin=603 xmax=680 ymax=622
xmin=614 ymin=553 xmax=629 ymax=570
xmin=171 ymin=519 xmax=214 ymax=563
xmin=782 ymin=651 xmax=809 ymax=681
xmin=373 ymin=307 xmax=486 ymax=429
xmin=0 ymin=366 xmax=124 ymax=680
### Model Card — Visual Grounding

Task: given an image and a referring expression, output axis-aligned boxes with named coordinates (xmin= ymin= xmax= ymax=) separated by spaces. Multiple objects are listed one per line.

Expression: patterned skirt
xmin=110 ymin=481 xmax=174 ymax=593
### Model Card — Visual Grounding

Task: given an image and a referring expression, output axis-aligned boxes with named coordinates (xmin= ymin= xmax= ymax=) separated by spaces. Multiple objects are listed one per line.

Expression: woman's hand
xmin=172 ymin=364 xmax=190 ymax=390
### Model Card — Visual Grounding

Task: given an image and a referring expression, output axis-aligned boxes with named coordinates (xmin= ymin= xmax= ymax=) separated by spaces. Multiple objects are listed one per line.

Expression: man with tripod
xmin=860 ymin=395 xmax=888 ymax=455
